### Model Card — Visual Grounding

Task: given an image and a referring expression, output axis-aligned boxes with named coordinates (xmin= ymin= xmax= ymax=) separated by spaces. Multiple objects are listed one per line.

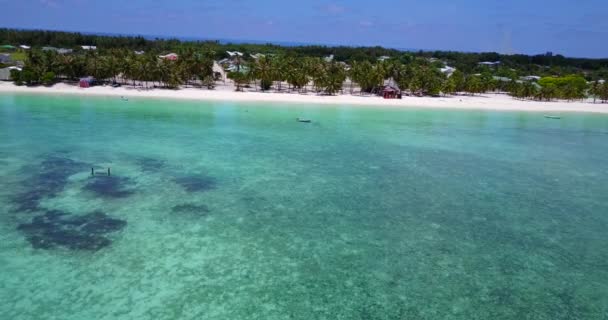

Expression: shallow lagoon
xmin=1 ymin=94 xmax=608 ymax=319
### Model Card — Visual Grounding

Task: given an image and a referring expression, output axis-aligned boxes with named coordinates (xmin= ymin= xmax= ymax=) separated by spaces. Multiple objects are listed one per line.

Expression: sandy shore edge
xmin=1 ymin=82 xmax=607 ymax=113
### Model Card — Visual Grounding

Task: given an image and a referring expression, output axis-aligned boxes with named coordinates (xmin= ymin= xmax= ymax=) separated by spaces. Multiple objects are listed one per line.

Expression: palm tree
xmin=305 ymin=57 xmax=328 ymax=93
xmin=252 ymin=56 xmax=274 ymax=91
xmin=323 ymin=62 xmax=346 ymax=95
xmin=272 ymin=55 xmax=288 ymax=91
xmin=537 ymin=83 xmax=558 ymax=101
xmin=350 ymin=61 xmax=384 ymax=94
xmin=284 ymin=57 xmax=308 ymax=92
xmin=228 ymin=71 xmax=250 ymax=91
xmin=589 ymin=81 xmax=600 ymax=103
xmin=600 ymin=82 xmax=608 ymax=103
xmin=464 ymin=75 xmax=483 ymax=96
xmin=55 ymin=54 xmax=77 ymax=80
xmin=103 ymin=51 xmax=120 ymax=83
xmin=120 ymin=51 xmax=138 ymax=86
xmin=442 ymin=75 xmax=457 ymax=96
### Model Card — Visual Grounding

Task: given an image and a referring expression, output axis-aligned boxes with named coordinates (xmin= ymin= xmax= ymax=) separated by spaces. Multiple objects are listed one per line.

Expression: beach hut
xmin=382 ymin=86 xmax=401 ymax=99
xmin=79 ymin=76 xmax=95 ymax=88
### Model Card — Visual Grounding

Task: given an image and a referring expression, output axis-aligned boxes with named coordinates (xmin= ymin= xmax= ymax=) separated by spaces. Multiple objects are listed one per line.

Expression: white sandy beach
xmin=1 ymin=81 xmax=607 ymax=113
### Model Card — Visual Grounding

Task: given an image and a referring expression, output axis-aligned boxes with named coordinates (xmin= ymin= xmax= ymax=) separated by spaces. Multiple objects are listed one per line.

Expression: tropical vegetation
xmin=2 ymin=28 xmax=608 ymax=102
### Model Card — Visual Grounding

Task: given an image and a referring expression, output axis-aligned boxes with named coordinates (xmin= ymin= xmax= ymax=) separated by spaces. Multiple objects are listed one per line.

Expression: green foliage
xmin=599 ymin=82 xmax=608 ymax=102
xmin=509 ymin=81 xmax=539 ymax=99
xmin=6 ymin=28 xmax=608 ymax=101
xmin=350 ymin=61 xmax=384 ymax=93
xmin=283 ymin=56 xmax=309 ymax=91
xmin=450 ymin=70 xmax=466 ymax=92
xmin=536 ymin=83 xmax=558 ymax=101
xmin=322 ymin=62 xmax=347 ymax=95
xmin=3 ymin=28 xmax=608 ymax=80
xmin=20 ymin=68 xmax=37 ymax=85
xmin=228 ymin=71 xmax=250 ymax=91
xmin=464 ymin=75 xmax=483 ymax=95
xmin=10 ymin=69 xmax=23 ymax=85
xmin=41 ymin=71 xmax=55 ymax=86
xmin=442 ymin=76 xmax=457 ymax=95
xmin=251 ymin=56 xmax=274 ymax=91
xmin=538 ymin=75 xmax=588 ymax=100
xmin=305 ymin=59 xmax=346 ymax=95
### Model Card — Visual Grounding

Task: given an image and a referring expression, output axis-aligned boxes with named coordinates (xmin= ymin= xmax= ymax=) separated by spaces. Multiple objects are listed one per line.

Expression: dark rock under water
xmin=174 ymin=175 xmax=217 ymax=193
xmin=84 ymin=176 xmax=134 ymax=198
xmin=17 ymin=210 xmax=126 ymax=251
xmin=12 ymin=155 xmax=88 ymax=213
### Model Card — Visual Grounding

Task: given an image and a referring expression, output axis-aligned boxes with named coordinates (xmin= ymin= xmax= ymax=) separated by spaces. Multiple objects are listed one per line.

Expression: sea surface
xmin=1 ymin=94 xmax=608 ymax=320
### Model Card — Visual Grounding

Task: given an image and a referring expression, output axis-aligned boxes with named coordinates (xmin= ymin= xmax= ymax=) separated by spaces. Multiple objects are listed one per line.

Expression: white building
xmin=226 ymin=51 xmax=244 ymax=57
xmin=43 ymin=47 xmax=73 ymax=54
xmin=440 ymin=66 xmax=456 ymax=76
xmin=81 ymin=45 xmax=97 ymax=50
xmin=478 ymin=61 xmax=501 ymax=67
xmin=520 ymin=75 xmax=541 ymax=81
xmin=0 ymin=66 xmax=22 ymax=81
xmin=19 ymin=45 xmax=30 ymax=50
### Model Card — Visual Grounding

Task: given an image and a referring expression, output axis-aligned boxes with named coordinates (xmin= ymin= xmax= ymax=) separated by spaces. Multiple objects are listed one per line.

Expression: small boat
xmin=297 ymin=118 xmax=312 ymax=123
xmin=544 ymin=115 xmax=561 ymax=120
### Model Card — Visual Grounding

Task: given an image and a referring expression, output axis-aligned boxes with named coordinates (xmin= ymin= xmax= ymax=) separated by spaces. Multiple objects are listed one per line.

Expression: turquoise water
xmin=1 ymin=94 xmax=608 ymax=319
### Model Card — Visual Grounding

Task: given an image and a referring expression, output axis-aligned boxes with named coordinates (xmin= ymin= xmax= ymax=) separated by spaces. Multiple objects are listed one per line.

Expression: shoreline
xmin=1 ymin=82 xmax=608 ymax=113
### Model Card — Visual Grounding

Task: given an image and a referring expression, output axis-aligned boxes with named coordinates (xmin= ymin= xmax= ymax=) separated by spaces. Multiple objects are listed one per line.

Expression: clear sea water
xmin=1 ymin=93 xmax=607 ymax=319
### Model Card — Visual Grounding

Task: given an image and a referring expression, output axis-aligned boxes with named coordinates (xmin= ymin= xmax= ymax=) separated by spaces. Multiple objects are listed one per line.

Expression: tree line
xmin=2 ymin=28 xmax=608 ymax=79
xmin=5 ymin=30 xmax=608 ymax=103
xmin=11 ymin=48 xmax=215 ymax=89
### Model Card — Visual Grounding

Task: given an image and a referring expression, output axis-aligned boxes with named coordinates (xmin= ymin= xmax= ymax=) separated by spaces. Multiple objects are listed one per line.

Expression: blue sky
xmin=3 ymin=0 xmax=608 ymax=58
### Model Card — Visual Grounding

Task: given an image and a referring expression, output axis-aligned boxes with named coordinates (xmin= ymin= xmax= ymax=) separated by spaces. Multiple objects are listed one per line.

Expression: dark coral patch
xmin=172 ymin=203 xmax=210 ymax=216
xmin=175 ymin=175 xmax=217 ymax=193
xmin=12 ymin=155 xmax=87 ymax=213
xmin=84 ymin=176 xmax=134 ymax=198
xmin=17 ymin=210 xmax=126 ymax=251
xmin=12 ymin=190 xmax=50 ymax=212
